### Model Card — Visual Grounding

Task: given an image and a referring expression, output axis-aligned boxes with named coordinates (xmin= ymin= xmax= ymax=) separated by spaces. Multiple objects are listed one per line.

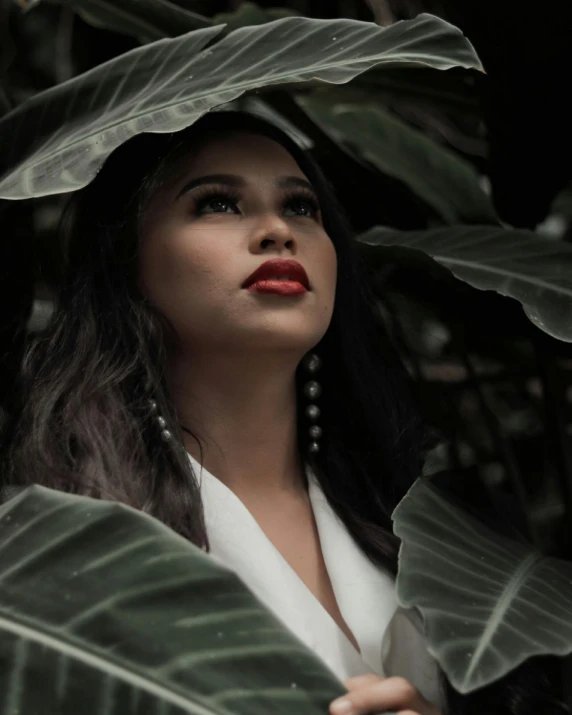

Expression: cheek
xmin=139 ymin=223 xmax=237 ymax=330
xmin=141 ymin=224 xmax=226 ymax=294
xmin=307 ymin=236 xmax=337 ymax=330
xmin=322 ymin=239 xmax=338 ymax=304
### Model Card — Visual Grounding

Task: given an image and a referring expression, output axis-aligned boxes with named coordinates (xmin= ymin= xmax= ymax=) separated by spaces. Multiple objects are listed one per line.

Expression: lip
xmin=242 ymin=258 xmax=310 ymax=290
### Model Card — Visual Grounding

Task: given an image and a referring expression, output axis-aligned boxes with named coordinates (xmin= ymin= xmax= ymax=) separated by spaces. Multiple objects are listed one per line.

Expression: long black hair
xmin=0 ymin=109 xmax=566 ymax=715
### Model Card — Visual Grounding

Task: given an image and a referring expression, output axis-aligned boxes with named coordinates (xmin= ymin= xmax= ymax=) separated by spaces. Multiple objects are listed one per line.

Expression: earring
xmin=302 ymin=352 xmax=322 ymax=454
xmin=143 ymin=375 xmax=173 ymax=443
xmin=148 ymin=399 xmax=173 ymax=442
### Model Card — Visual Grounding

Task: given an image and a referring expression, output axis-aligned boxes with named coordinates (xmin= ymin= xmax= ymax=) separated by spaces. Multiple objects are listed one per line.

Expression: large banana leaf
xmin=357 ymin=225 xmax=572 ymax=342
xmin=0 ymin=484 xmax=348 ymax=714
xmin=392 ymin=477 xmax=572 ymax=693
xmin=294 ymin=94 xmax=497 ymax=225
xmin=23 ymin=0 xmax=481 ymax=120
xmin=0 ymin=13 xmax=482 ymax=199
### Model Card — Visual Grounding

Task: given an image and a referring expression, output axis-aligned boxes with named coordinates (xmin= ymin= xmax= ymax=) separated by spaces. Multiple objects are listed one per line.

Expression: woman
xmin=0 ymin=110 xmax=564 ymax=715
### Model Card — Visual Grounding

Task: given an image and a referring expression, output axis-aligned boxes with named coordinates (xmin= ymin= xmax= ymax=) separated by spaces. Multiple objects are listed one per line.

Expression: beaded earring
xmin=143 ymin=377 xmax=173 ymax=443
xmin=148 ymin=398 xmax=173 ymax=442
xmin=145 ymin=352 xmax=323 ymax=454
xmin=302 ymin=351 xmax=322 ymax=454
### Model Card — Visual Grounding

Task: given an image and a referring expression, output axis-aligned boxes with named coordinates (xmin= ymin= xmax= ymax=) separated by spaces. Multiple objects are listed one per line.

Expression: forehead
xmin=176 ymin=130 xmax=303 ymax=177
xmin=143 ymin=130 xmax=310 ymax=219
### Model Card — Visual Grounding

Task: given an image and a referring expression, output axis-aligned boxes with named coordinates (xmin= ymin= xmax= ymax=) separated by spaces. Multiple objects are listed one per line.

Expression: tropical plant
xmin=1 ymin=1 xmax=571 ymax=712
xmin=0 ymin=483 xmax=350 ymax=714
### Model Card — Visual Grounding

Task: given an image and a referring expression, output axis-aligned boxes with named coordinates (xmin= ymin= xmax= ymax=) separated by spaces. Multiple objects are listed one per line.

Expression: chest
xmin=241 ymin=491 xmax=362 ymax=655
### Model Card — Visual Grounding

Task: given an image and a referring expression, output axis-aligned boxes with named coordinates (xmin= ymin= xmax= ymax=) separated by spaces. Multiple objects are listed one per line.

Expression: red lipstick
xmin=242 ymin=258 xmax=310 ymax=296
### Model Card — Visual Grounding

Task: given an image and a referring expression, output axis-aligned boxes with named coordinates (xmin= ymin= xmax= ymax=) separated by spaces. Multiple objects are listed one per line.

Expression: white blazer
xmin=189 ymin=452 xmax=445 ymax=711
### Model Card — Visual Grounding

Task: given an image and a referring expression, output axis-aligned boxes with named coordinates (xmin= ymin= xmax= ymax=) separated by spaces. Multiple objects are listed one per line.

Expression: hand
xmin=329 ymin=674 xmax=442 ymax=715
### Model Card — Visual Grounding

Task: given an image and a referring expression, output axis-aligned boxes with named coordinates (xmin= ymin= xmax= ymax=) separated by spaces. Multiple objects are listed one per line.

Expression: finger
xmin=330 ymin=676 xmax=422 ymax=715
xmin=343 ymin=674 xmax=384 ymax=689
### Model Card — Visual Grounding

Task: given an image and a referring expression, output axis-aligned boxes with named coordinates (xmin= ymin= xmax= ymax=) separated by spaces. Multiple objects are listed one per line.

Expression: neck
xmin=167 ymin=349 xmax=307 ymax=498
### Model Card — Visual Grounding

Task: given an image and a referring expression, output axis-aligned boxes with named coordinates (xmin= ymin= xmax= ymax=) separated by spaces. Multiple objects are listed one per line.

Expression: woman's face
xmin=139 ymin=130 xmax=337 ymax=357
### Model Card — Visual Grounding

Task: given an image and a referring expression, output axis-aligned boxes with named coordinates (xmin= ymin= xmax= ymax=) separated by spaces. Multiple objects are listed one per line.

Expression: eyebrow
xmin=175 ymin=173 xmax=317 ymax=200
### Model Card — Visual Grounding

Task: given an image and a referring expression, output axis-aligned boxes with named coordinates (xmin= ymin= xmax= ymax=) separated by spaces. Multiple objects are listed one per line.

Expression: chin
xmin=236 ymin=328 xmax=325 ymax=353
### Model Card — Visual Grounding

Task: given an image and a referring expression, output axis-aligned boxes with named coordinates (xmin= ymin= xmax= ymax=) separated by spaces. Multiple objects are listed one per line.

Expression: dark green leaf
xmin=0 ymin=14 xmax=483 ymax=199
xmin=358 ymin=225 xmax=572 ymax=342
xmin=393 ymin=477 xmax=572 ymax=693
xmin=23 ymin=0 xmax=211 ymax=41
xmin=0 ymin=484 xmax=345 ymax=713
xmin=212 ymin=1 xmax=298 ymax=33
xmin=295 ymin=95 xmax=497 ymax=224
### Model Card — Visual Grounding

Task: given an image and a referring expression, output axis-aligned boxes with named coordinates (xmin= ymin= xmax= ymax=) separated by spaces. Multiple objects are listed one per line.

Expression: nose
xmin=249 ymin=214 xmax=297 ymax=253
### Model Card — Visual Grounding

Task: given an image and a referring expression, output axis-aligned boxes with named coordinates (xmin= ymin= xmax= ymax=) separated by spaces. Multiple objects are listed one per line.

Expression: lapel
xmin=306 ymin=467 xmax=399 ymax=673
xmin=307 ymin=470 xmax=444 ymax=708
xmin=190 ymin=452 xmax=399 ymax=679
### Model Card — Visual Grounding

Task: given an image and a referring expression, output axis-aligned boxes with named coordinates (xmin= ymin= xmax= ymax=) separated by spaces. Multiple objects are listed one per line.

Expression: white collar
xmin=187 ymin=452 xmax=398 ymax=679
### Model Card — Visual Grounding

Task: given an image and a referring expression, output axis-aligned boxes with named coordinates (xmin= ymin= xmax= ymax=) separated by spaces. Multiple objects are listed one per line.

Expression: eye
xmin=194 ymin=188 xmax=240 ymax=215
xmin=191 ymin=185 xmax=321 ymax=219
xmin=283 ymin=190 xmax=321 ymax=219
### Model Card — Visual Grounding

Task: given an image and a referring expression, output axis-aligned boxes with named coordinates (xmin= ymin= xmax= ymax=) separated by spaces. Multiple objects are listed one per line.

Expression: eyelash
xmin=192 ymin=185 xmax=321 ymax=219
